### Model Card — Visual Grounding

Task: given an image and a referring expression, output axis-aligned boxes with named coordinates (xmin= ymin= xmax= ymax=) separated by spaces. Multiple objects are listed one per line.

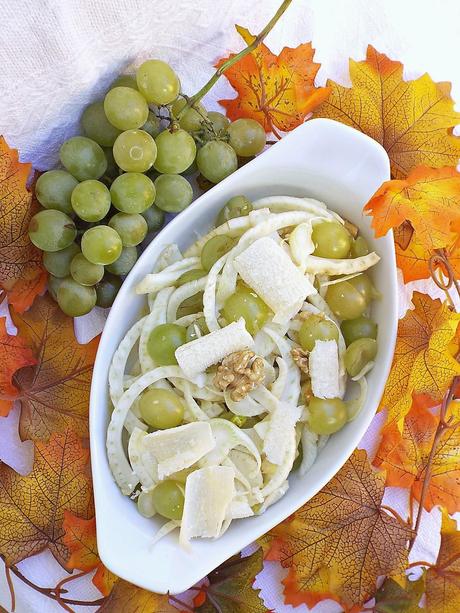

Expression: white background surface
xmin=0 ymin=0 xmax=459 ymax=611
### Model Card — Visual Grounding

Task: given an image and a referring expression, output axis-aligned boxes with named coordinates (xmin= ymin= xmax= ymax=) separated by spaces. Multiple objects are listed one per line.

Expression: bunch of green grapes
xmin=29 ymin=59 xmax=267 ymax=318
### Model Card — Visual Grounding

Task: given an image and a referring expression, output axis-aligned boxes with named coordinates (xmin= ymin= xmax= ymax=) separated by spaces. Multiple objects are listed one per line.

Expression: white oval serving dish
xmin=90 ymin=118 xmax=397 ymax=594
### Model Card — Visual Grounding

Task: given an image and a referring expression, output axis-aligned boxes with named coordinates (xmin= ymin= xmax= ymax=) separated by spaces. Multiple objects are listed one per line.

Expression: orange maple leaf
xmin=0 ymin=137 xmax=45 ymax=312
xmin=426 ymin=510 xmax=460 ymax=612
xmin=364 ymin=166 xmax=460 ymax=252
xmin=374 ymin=396 xmax=460 ymax=513
xmin=313 ymin=45 xmax=460 ymax=178
xmin=3 ymin=293 xmax=99 ymax=441
xmin=62 ymin=511 xmax=118 ymax=596
xmin=381 ymin=292 xmax=460 ymax=429
xmin=0 ymin=317 xmax=36 ymax=416
xmin=0 ymin=429 xmax=93 ymax=567
xmin=216 ymin=26 xmax=330 ymax=134
xmin=263 ymin=449 xmax=413 ymax=608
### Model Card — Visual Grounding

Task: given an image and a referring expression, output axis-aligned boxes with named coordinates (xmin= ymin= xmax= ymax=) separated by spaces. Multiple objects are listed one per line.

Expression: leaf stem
xmin=407 ymin=376 xmax=460 ymax=553
xmin=178 ymin=0 xmax=293 ymax=114
xmin=169 ymin=594 xmax=195 ymax=612
xmin=4 ymin=564 xmax=15 ymax=612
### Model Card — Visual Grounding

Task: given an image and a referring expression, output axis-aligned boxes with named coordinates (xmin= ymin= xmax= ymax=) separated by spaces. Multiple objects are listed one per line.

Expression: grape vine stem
xmin=178 ymin=0 xmax=293 ymax=115
xmin=407 ymin=376 xmax=460 ymax=554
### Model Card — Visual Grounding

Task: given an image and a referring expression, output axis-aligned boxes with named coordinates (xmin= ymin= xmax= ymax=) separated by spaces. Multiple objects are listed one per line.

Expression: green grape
xmin=154 ymin=129 xmax=196 ymax=174
xmin=106 ymin=245 xmax=138 ymax=275
xmin=136 ymin=59 xmax=180 ymax=105
xmin=201 ymin=235 xmax=236 ymax=271
xmin=325 ymin=280 xmax=367 ymax=320
xmin=344 ymin=338 xmax=377 ymax=377
xmin=70 ymin=253 xmax=104 ymax=286
xmin=104 ymin=87 xmax=149 ymax=131
xmin=147 ymin=323 xmax=186 ymax=365
xmin=57 ymin=278 xmax=96 ymax=317
xmin=142 ymin=205 xmax=164 ymax=232
xmin=108 ymin=212 xmax=147 ymax=246
xmin=312 ymin=221 xmax=352 ymax=259
xmin=137 ymin=490 xmax=156 ymax=518
xmin=176 ymin=268 xmax=207 ymax=286
xmin=171 ymin=96 xmax=207 ymax=132
xmin=43 ymin=242 xmax=80 ymax=278
xmin=227 ymin=118 xmax=266 ymax=157
xmin=59 ymin=136 xmax=107 ymax=181
xmin=35 ymin=170 xmax=78 ymax=215
xmin=197 ymin=140 xmax=237 ymax=184
xmin=341 ymin=316 xmax=378 ymax=346
xmin=216 ymin=195 xmax=253 ymax=225
xmin=81 ymin=226 xmax=122 ymax=265
xmin=141 ymin=111 xmax=162 ymax=138
xmin=351 ymin=235 xmax=370 ymax=258
xmin=298 ymin=315 xmax=339 ymax=351
xmin=308 ymin=397 xmax=348 ymax=435
xmin=110 ymin=172 xmax=155 ymax=213
xmin=154 ymin=174 xmax=193 ymax=213
xmin=95 ymin=273 xmax=122 ymax=308
xmin=111 ymin=74 xmax=138 ymax=89
xmin=81 ymin=100 xmax=121 ymax=147
xmin=48 ymin=275 xmax=63 ymax=301
xmin=223 ymin=286 xmax=270 ymax=335
xmin=206 ymin=111 xmax=230 ymax=135
xmin=28 ymin=210 xmax=76 ymax=252
xmin=185 ymin=316 xmax=208 ymax=342
xmin=151 ymin=480 xmax=184 ymax=520
xmin=71 ymin=180 xmax=111 ymax=222
xmin=113 ymin=130 xmax=157 ymax=173
xmin=103 ymin=147 xmax=119 ymax=179
xmin=177 ymin=292 xmax=203 ymax=318
xmin=348 ymin=274 xmax=379 ymax=303
xmin=139 ymin=388 xmax=184 ymax=429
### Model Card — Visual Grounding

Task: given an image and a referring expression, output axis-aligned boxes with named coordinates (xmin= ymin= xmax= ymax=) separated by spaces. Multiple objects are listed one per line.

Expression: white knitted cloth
xmin=0 ymin=0 xmax=459 ymax=611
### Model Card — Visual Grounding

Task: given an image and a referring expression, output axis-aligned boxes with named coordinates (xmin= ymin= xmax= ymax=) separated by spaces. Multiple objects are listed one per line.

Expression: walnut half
xmin=291 ymin=347 xmax=309 ymax=374
xmin=214 ymin=350 xmax=264 ymax=402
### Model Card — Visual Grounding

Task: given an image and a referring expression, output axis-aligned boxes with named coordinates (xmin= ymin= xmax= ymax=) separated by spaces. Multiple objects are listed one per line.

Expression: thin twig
xmin=178 ymin=0 xmax=293 ymax=114
xmin=408 ymin=376 xmax=460 ymax=553
xmin=381 ymin=505 xmax=409 ymax=528
xmin=54 ymin=569 xmax=92 ymax=612
xmin=4 ymin=565 xmax=15 ymax=612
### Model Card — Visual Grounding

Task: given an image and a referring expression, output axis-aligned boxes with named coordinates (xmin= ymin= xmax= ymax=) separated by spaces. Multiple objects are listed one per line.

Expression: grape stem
xmin=178 ymin=0 xmax=293 ymax=116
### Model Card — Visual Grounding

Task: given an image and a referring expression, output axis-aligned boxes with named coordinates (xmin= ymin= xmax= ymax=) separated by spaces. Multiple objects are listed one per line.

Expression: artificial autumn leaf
xmin=0 ymin=317 xmax=36 ymax=417
xmin=364 ymin=166 xmax=460 ymax=252
xmin=374 ymin=397 xmax=460 ymax=514
xmin=216 ymin=26 xmax=330 ymax=134
xmin=265 ymin=449 xmax=413 ymax=608
xmin=62 ymin=511 xmax=117 ymax=597
xmin=197 ymin=549 xmax=268 ymax=613
xmin=0 ymin=429 xmax=93 ymax=567
xmin=374 ymin=576 xmax=425 ymax=613
xmin=99 ymin=578 xmax=178 ymax=612
xmin=313 ymin=45 xmax=460 ymax=178
xmin=7 ymin=293 xmax=98 ymax=441
xmin=381 ymin=292 xmax=460 ymax=429
xmin=0 ymin=137 xmax=45 ymax=311
xmin=426 ymin=510 xmax=460 ymax=612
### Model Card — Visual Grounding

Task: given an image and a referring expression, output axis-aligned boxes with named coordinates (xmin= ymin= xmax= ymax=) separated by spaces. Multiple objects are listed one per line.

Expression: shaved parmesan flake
xmin=135 ymin=257 xmax=200 ymax=294
xmin=309 ymin=340 xmax=341 ymax=399
xmin=234 ymin=237 xmax=315 ymax=322
xmin=180 ymin=466 xmax=235 ymax=545
xmin=143 ymin=422 xmax=215 ymax=480
xmin=263 ymin=402 xmax=302 ymax=465
xmin=175 ymin=318 xmax=253 ymax=380
xmin=261 ymin=428 xmax=297 ymax=497
xmin=304 ymin=252 xmax=380 ymax=275
xmin=228 ymin=496 xmax=254 ymax=519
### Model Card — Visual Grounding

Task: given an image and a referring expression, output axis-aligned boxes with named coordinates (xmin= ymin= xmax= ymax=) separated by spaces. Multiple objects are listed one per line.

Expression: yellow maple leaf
xmin=313 ymin=45 xmax=460 ymax=178
xmin=0 ymin=429 xmax=93 ymax=566
xmin=216 ymin=26 xmax=330 ymax=134
xmin=426 ymin=510 xmax=460 ymax=612
xmin=264 ymin=449 xmax=413 ymax=608
xmin=364 ymin=166 xmax=460 ymax=252
xmin=381 ymin=292 xmax=460 ymax=429
xmin=99 ymin=578 xmax=178 ymax=612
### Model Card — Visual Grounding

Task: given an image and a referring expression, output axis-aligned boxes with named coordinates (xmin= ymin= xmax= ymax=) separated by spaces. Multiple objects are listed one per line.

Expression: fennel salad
xmin=106 ymin=194 xmax=380 ymax=546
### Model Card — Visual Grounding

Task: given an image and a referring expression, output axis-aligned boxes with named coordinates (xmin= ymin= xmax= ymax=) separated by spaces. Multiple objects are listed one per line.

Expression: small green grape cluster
xmin=28 ymin=59 xmax=267 ymax=318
